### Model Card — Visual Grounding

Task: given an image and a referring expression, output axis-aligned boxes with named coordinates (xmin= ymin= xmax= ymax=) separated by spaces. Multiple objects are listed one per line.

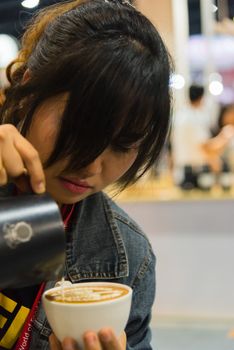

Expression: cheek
xmin=126 ymin=151 xmax=138 ymax=168
xmin=115 ymin=151 xmax=138 ymax=175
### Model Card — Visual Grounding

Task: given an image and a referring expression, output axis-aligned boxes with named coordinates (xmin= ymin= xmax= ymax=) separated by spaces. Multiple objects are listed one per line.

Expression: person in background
xmin=202 ymin=104 xmax=234 ymax=173
xmin=218 ymin=104 xmax=234 ymax=128
xmin=0 ymin=0 xmax=172 ymax=349
xmin=171 ymin=85 xmax=213 ymax=187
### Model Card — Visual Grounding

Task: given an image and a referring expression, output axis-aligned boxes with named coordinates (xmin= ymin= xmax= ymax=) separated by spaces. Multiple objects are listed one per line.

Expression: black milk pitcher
xmin=0 ymin=193 xmax=66 ymax=289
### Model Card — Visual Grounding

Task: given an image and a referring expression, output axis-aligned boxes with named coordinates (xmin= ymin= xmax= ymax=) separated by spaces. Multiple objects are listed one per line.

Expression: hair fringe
xmin=7 ymin=0 xmax=84 ymax=86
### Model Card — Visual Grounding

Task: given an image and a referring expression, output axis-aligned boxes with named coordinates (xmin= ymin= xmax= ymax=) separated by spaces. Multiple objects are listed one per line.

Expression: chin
xmin=51 ymin=192 xmax=89 ymax=206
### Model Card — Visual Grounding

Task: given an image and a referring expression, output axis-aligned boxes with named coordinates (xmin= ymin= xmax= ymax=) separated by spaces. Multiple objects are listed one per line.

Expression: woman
xmin=0 ymin=0 xmax=172 ymax=349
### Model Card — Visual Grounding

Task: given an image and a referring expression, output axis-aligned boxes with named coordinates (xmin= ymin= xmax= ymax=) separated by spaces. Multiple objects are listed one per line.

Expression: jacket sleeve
xmin=126 ymin=250 xmax=156 ymax=350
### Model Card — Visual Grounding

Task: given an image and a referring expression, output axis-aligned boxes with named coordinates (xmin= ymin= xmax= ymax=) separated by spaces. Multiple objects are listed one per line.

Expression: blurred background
xmin=0 ymin=0 xmax=234 ymax=349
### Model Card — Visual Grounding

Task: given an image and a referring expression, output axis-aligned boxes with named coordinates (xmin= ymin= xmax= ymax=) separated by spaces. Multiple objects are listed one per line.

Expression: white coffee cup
xmin=42 ymin=281 xmax=132 ymax=348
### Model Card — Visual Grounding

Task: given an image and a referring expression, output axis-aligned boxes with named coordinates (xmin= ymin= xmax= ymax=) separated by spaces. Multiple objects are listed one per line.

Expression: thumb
xmin=49 ymin=333 xmax=62 ymax=350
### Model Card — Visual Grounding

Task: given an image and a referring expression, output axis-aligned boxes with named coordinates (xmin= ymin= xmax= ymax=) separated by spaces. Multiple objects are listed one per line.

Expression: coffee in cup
xmin=45 ymin=284 xmax=129 ymax=303
xmin=42 ymin=281 xmax=132 ymax=349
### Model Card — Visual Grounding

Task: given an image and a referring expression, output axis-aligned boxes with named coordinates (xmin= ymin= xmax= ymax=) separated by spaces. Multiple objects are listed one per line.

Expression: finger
xmin=14 ymin=136 xmax=46 ymax=194
xmin=0 ymin=167 xmax=7 ymax=186
xmin=2 ymin=141 xmax=28 ymax=177
xmin=98 ymin=328 xmax=123 ymax=350
xmin=61 ymin=337 xmax=80 ymax=350
xmin=119 ymin=332 xmax=127 ymax=348
xmin=83 ymin=331 xmax=102 ymax=350
xmin=49 ymin=334 xmax=62 ymax=350
xmin=0 ymin=154 xmax=7 ymax=185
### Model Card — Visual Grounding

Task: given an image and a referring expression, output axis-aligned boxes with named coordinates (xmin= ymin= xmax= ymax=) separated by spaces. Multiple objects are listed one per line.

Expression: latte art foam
xmin=46 ymin=285 xmax=128 ymax=303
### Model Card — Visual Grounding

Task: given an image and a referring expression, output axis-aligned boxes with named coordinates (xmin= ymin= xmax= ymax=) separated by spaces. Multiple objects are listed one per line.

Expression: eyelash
xmin=111 ymin=142 xmax=139 ymax=153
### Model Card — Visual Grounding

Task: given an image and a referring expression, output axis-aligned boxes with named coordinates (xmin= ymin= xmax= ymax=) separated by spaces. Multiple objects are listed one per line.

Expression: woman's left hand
xmin=49 ymin=328 xmax=126 ymax=350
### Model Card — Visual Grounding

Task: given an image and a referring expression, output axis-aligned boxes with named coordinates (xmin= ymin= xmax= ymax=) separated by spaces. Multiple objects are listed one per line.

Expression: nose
xmin=81 ymin=155 xmax=103 ymax=177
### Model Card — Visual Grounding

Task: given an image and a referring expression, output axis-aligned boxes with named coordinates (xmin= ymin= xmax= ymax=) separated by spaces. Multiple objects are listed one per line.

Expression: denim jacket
xmin=0 ymin=186 xmax=156 ymax=349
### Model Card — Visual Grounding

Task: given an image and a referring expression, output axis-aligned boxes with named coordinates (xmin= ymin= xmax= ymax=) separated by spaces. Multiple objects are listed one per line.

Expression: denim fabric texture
xmin=0 ymin=186 xmax=156 ymax=349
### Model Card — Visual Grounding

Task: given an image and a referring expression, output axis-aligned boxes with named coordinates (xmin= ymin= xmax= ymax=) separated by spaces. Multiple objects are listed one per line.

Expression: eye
xmin=110 ymin=134 xmax=143 ymax=154
xmin=111 ymin=144 xmax=133 ymax=153
xmin=111 ymin=141 xmax=140 ymax=154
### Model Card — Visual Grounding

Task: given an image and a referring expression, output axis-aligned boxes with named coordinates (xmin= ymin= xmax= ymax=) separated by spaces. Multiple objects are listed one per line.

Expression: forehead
xmin=27 ymin=94 xmax=67 ymax=142
xmin=34 ymin=93 xmax=67 ymax=115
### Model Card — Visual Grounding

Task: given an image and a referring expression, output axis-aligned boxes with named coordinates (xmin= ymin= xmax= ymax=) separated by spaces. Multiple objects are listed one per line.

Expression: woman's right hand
xmin=49 ymin=329 xmax=126 ymax=350
xmin=0 ymin=124 xmax=45 ymax=193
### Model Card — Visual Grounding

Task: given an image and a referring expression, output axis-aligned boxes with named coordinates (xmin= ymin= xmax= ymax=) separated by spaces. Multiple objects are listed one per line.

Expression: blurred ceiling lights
xmin=21 ymin=0 xmax=40 ymax=8
xmin=170 ymin=74 xmax=186 ymax=90
xmin=209 ymin=80 xmax=224 ymax=96
xmin=208 ymin=72 xmax=224 ymax=96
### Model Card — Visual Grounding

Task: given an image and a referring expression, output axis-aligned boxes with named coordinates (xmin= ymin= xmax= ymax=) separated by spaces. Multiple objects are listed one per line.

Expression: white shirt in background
xmin=171 ymin=104 xmax=212 ymax=168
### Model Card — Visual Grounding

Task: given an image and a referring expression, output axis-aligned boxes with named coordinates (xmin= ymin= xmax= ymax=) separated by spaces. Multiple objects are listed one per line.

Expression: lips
xmin=59 ymin=177 xmax=93 ymax=194
xmin=61 ymin=177 xmax=92 ymax=187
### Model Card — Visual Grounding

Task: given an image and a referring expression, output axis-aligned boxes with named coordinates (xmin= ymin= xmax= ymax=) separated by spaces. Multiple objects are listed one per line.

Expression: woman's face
xmin=26 ymin=94 xmax=138 ymax=205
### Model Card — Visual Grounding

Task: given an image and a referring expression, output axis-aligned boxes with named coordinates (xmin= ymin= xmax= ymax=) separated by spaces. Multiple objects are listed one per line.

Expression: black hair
xmin=189 ymin=85 xmax=204 ymax=103
xmin=1 ymin=0 xmax=172 ymax=189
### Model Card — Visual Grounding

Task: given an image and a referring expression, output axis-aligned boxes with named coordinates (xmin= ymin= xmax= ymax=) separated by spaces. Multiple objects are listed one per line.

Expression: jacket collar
xmin=64 ymin=192 xmax=129 ymax=282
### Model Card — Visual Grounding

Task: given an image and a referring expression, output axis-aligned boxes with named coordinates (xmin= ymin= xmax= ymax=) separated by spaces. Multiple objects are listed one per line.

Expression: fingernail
xmin=64 ymin=345 xmax=75 ymax=350
xmin=100 ymin=331 xmax=111 ymax=342
xmin=86 ymin=333 xmax=97 ymax=345
xmin=37 ymin=182 xmax=45 ymax=193
xmin=63 ymin=340 xmax=78 ymax=350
